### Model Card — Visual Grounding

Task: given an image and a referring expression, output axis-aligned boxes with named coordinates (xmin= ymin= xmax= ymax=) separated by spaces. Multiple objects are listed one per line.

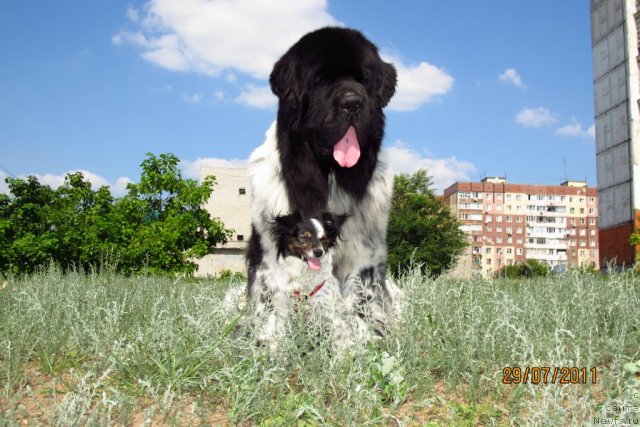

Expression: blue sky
xmin=0 ymin=1 xmax=595 ymax=195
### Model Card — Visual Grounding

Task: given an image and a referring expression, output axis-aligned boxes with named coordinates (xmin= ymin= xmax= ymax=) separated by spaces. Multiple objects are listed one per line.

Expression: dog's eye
xmin=299 ymin=231 xmax=312 ymax=240
xmin=362 ymin=70 xmax=371 ymax=84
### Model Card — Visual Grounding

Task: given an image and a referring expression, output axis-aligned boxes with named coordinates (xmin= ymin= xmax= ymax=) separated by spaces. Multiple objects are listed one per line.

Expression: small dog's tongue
xmin=307 ymin=257 xmax=321 ymax=271
xmin=333 ymin=126 xmax=360 ymax=168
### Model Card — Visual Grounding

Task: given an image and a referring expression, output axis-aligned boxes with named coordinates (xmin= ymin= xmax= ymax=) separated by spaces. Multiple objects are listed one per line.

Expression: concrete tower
xmin=590 ymin=0 xmax=640 ymax=266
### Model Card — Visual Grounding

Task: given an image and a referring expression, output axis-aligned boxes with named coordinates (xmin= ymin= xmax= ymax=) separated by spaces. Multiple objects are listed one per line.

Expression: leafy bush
xmin=495 ymin=259 xmax=551 ymax=279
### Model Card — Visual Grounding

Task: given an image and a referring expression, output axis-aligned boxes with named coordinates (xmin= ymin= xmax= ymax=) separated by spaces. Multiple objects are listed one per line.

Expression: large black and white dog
xmin=247 ymin=27 xmax=399 ymax=341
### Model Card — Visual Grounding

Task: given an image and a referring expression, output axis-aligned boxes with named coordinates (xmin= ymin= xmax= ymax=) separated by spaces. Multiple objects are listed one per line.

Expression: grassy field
xmin=1 ymin=267 xmax=639 ymax=426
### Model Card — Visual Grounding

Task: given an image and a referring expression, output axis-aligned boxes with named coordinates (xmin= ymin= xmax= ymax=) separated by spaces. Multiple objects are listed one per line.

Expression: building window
xmin=239 ymin=187 xmax=246 ymax=195
xmin=237 ymin=234 xmax=244 ymax=241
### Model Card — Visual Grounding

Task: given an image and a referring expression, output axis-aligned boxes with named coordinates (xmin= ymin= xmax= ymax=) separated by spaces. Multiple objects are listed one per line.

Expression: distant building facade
xmin=444 ymin=178 xmax=599 ymax=278
xmin=590 ymin=0 xmax=640 ymax=266
xmin=195 ymin=167 xmax=251 ymax=276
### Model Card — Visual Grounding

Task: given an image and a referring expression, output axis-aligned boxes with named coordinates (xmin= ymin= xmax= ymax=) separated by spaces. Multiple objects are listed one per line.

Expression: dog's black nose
xmin=339 ymin=92 xmax=362 ymax=114
xmin=312 ymin=248 xmax=324 ymax=258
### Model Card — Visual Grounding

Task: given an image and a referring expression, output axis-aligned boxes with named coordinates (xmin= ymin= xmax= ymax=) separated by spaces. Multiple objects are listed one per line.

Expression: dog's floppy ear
xmin=270 ymin=212 xmax=301 ymax=238
xmin=270 ymin=211 xmax=303 ymax=258
xmin=377 ymin=61 xmax=397 ymax=108
xmin=270 ymin=55 xmax=301 ymax=102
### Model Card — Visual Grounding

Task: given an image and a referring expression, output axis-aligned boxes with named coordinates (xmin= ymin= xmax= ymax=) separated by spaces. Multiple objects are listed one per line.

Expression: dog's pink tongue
xmin=307 ymin=257 xmax=321 ymax=271
xmin=333 ymin=126 xmax=360 ymax=168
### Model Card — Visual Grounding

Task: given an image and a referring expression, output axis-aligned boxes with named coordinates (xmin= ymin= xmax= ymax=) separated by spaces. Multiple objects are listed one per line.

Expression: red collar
xmin=293 ymin=280 xmax=326 ymax=301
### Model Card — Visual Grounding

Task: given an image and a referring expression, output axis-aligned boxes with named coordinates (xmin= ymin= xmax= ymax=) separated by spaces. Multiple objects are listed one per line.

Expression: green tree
xmin=0 ymin=176 xmax=59 ymax=274
xmin=387 ymin=170 xmax=467 ymax=276
xmin=0 ymin=153 xmax=232 ymax=275
xmin=112 ymin=153 xmax=232 ymax=274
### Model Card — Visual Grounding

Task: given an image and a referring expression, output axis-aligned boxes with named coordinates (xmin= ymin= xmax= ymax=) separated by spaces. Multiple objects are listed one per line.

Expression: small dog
xmin=249 ymin=211 xmax=354 ymax=351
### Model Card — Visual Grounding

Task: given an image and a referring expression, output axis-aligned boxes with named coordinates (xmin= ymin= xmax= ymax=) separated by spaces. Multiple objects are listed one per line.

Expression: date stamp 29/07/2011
xmin=502 ymin=367 xmax=598 ymax=385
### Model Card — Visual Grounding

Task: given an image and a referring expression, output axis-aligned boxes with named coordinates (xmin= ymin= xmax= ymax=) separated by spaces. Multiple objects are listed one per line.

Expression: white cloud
xmin=111 ymin=30 xmax=148 ymax=47
xmin=384 ymin=142 xmax=476 ymax=193
xmin=235 ymin=84 xmax=277 ymax=109
xmin=554 ymin=118 xmax=595 ymax=139
xmin=39 ymin=170 xmax=133 ymax=197
xmin=126 ymin=6 xmax=140 ymax=22
xmin=213 ymin=90 xmax=226 ymax=102
xmin=499 ymin=68 xmax=526 ymax=89
xmin=114 ymin=0 xmax=339 ymax=79
xmin=0 ymin=170 xmax=132 ymax=197
xmin=115 ymin=1 xmax=452 ymax=112
xmin=516 ymin=106 xmax=557 ymax=128
xmin=180 ymin=157 xmax=248 ymax=180
xmin=384 ymin=53 xmax=454 ymax=111
xmin=182 ymin=92 xmax=203 ymax=103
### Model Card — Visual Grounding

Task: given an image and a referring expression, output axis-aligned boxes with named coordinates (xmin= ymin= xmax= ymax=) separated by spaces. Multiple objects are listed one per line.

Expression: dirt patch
xmin=4 ymin=365 xmax=231 ymax=426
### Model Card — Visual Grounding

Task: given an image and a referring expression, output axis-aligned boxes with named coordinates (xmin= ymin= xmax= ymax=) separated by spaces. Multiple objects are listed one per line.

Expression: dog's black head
xmin=270 ymin=27 xmax=397 ymax=213
xmin=270 ymin=211 xmax=348 ymax=271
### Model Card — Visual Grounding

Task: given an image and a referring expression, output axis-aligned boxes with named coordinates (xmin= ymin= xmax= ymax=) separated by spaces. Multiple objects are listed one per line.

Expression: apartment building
xmin=590 ymin=0 xmax=640 ymax=266
xmin=444 ymin=177 xmax=599 ymax=278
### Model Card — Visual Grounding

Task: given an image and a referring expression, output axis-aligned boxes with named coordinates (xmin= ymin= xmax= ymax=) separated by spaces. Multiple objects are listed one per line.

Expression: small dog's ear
xmin=272 ymin=212 xmax=301 ymax=235
xmin=322 ymin=212 xmax=349 ymax=229
xmin=377 ymin=61 xmax=397 ymax=108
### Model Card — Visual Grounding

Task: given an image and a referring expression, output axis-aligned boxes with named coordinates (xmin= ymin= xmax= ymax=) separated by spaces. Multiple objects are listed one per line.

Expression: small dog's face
xmin=272 ymin=212 xmax=348 ymax=270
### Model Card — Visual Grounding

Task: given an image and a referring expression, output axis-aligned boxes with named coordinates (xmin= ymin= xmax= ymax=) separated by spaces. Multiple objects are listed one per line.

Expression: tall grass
xmin=1 ymin=266 xmax=639 ymax=425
